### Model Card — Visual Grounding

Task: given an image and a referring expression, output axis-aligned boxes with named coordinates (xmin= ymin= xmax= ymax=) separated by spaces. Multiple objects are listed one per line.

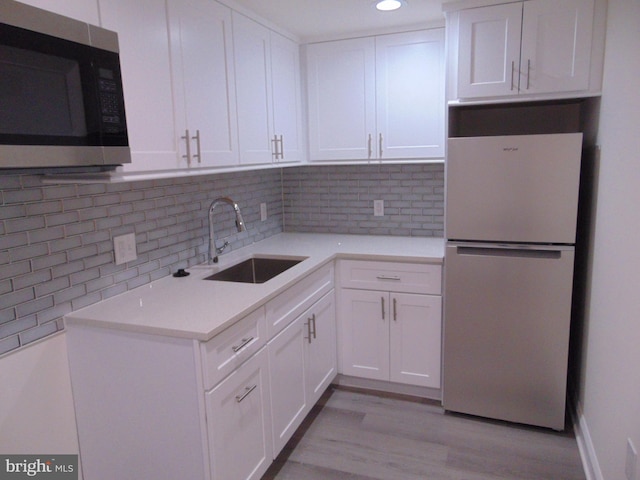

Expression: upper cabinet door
xmin=100 ymin=0 xmax=182 ymax=172
xmin=270 ymin=32 xmax=304 ymax=164
xmin=375 ymin=29 xmax=445 ymax=159
xmin=233 ymin=13 xmax=274 ymax=166
xmin=520 ymin=0 xmax=594 ymax=95
xmin=306 ymin=37 xmax=377 ymax=161
xmin=170 ymin=0 xmax=239 ymax=168
xmin=457 ymin=2 xmax=523 ymax=99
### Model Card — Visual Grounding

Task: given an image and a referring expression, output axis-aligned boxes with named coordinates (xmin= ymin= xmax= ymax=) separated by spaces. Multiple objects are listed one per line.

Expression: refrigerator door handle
xmin=455 ymin=244 xmax=569 ymax=260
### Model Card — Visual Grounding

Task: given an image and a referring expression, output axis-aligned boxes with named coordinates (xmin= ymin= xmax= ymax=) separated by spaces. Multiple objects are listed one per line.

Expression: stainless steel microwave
xmin=0 ymin=1 xmax=130 ymax=169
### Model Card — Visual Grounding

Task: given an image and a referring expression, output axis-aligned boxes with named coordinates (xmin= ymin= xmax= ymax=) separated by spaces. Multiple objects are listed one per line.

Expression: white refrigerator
xmin=443 ymin=133 xmax=583 ymax=430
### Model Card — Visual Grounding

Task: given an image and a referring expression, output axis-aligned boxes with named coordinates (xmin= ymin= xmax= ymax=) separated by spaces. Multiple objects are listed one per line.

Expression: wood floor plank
xmin=262 ymin=386 xmax=586 ymax=480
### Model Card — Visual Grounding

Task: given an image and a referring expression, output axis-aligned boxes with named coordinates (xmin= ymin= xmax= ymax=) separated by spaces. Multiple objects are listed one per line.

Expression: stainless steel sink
xmin=203 ymin=256 xmax=307 ymax=284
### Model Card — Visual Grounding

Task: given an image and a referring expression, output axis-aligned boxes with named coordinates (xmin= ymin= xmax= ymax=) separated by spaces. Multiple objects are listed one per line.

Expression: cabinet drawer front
xmin=339 ymin=260 xmax=441 ymax=294
xmin=266 ymin=262 xmax=334 ymax=338
xmin=201 ymin=307 xmax=267 ymax=390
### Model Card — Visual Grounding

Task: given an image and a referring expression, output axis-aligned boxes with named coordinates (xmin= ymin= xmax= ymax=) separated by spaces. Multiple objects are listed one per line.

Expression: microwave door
xmin=446 ymin=133 xmax=583 ymax=244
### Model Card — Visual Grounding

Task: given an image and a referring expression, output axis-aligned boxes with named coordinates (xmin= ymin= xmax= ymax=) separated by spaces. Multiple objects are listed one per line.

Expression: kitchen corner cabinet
xmin=233 ymin=13 xmax=303 ymax=166
xmin=306 ymin=29 xmax=445 ymax=162
xmin=338 ymin=260 xmax=442 ymax=389
xmin=452 ymin=0 xmax=597 ymax=100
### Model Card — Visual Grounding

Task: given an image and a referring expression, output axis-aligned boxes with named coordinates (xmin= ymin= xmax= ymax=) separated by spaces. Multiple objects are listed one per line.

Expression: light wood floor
xmin=262 ymin=386 xmax=586 ymax=480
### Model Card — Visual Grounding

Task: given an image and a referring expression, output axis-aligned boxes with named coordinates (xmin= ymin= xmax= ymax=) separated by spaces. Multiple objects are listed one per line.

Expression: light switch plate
xmin=114 ymin=233 xmax=137 ymax=265
xmin=260 ymin=202 xmax=267 ymax=221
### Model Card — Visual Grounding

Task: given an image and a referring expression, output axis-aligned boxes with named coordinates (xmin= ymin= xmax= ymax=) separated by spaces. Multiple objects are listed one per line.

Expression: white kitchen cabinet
xmin=375 ymin=30 xmax=446 ymax=159
xmin=304 ymin=291 xmax=337 ymax=405
xmin=101 ymin=0 xmax=238 ymax=174
xmin=270 ymin=31 xmax=304 ymax=164
xmin=233 ymin=13 xmax=303 ymax=166
xmin=306 ymin=29 xmax=445 ymax=162
xmin=268 ymin=289 xmax=336 ymax=456
xmin=267 ymin=312 xmax=307 ymax=455
xmin=306 ymin=37 xmax=375 ymax=162
xmin=206 ymin=347 xmax=273 ymax=480
xmin=99 ymin=0 xmax=182 ymax=172
xmin=339 ymin=261 xmax=442 ymax=389
xmin=169 ymin=0 xmax=239 ymax=168
xmin=233 ymin=12 xmax=273 ymax=166
xmin=454 ymin=0 xmax=596 ymax=100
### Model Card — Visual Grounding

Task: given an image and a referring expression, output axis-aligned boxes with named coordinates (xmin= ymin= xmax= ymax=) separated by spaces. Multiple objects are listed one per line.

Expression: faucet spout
xmin=208 ymin=197 xmax=246 ymax=264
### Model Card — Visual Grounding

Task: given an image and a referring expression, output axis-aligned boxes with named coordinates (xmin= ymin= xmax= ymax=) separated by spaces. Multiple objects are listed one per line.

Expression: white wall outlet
xmin=627 ymin=438 xmax=638 ymax=480
xmin=114 ymin=233 xmax=137 ymax=265
xmin=374 ymin=199 xmax=384 ymax=217
xmin=260 ymin=202 xmax=267 ymax=222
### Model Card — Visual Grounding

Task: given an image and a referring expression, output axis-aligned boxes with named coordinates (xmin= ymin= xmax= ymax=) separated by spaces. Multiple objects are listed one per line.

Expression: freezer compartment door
xmin=446 ymin=133 xmax=582 ymax=244
xmin=442 ymin=243 xmax=574 ymax=430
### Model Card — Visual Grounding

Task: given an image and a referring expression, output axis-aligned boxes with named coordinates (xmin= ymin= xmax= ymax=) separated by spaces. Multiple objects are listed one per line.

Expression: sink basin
xmin=204 ymin=256 xmax=307 ymax=284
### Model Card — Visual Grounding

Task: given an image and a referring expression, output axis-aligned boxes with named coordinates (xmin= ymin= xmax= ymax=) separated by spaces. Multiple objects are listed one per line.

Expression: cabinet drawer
xmin=266 ymin=262 xmax=334 ymax=338
xmin=339 ymin=260 xmax=441 ymax=294
xmin=201 ymin=307 xmax=267 ymax=390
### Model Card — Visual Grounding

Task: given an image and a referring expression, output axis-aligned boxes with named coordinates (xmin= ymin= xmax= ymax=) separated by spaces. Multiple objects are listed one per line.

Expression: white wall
xmin=0 ymin=333 xmax=81 ymax=473
xmin=579 ymin=1 xmax=640 ymax=479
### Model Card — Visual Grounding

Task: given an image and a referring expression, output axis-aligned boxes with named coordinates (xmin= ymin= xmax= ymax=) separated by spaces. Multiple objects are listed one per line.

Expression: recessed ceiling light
xmin=376 ymin=0 xmax=403 ymax=12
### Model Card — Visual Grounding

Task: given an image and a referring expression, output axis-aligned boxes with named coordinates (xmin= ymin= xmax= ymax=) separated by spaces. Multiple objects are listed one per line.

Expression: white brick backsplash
xmin=282 ymin=164 xmax=444 ymax=237
xmin=0 ymin=164 xmax=443 ymax=356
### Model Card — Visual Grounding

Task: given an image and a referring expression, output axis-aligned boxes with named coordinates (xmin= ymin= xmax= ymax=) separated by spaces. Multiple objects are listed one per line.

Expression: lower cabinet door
xmin=305 ymin=291 xmax=337 ymax=405
xmin=389 ymin=293 xmax=442 ymax=388
xmin=206 ymin=348 xmax=273 ymax=480
xmin=340 ymin=289 xmax=390 ymax=381
xmin=268 ymin=316 xmax=307 ymax=456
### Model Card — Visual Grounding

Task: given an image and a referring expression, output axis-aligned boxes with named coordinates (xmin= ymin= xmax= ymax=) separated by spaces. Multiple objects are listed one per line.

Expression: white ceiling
xmin=229 ymin=0 xmax=446 ymax=42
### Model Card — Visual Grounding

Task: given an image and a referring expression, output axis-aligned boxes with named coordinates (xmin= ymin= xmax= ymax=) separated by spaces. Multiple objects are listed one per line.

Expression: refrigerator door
xmin=446 ymin=133 xmax=582 ymax=244
xmin=442 ymin=243 xmax=575 ymax=430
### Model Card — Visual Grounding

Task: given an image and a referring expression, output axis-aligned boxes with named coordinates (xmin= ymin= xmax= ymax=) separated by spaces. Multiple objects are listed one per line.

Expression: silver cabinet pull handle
xmin=232 ymin=337 xmax=254 ymax=353
xmin=368 ymin=134 xmax=372 ymax=159
xmin=192 ymin=129 xmax=201 ymax=163
xmin=381 ymin=296 xmax=385 ymax=320
xmin=376 ymin=275 xmax=401 ymax=281
xmin=310 ymin=313 xmax=317 ymax=340
xmin=510 ymin=61 xmax=515 ymax=91
xmin=235 ymin=384 xmax=257 ymax=403
xmin=278 ymin=135 xmax=284 ymax=160
xmin=304 ymin=314 xmax=316 ymax=344
xmin=181 ymin=129 xmax=192 ymax=163
xmin=304 ymin=318 xmax=312 ymax=344
xmin=272 ymin=135 xmax=279 ymax=159
xmin=379 ymin=133 xmax=383 ymax=158
xmin=393 ymin=297 xmax=397 ymax=321
xmin=526 ymin=59 xmax=531 ymax=90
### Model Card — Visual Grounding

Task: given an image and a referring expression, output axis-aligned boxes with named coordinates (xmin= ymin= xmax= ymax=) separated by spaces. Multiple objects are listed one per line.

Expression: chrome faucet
xmin=208 ymin=197 xmax=246 ymax=264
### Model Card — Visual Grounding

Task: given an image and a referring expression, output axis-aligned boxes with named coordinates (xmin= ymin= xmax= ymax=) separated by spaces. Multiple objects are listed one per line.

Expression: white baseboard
xmin=571 ymin=397 xmax=604 ymax=480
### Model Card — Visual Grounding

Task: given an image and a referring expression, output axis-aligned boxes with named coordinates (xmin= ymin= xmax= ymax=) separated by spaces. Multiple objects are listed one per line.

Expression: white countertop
xmin=64 ymin=233 xmax=444 ymax=341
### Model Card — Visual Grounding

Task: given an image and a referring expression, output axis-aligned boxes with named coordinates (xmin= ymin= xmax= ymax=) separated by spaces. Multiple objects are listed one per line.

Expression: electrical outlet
xmin=374 ymin=199 xmax=384 ymax=217
xmin=260 ymin=202 xmax=267 ymax=221
xmin=114 ymin=233 xmax=137 ymax=265
xmin=627 ymin=438 xmax=638 ymax=480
